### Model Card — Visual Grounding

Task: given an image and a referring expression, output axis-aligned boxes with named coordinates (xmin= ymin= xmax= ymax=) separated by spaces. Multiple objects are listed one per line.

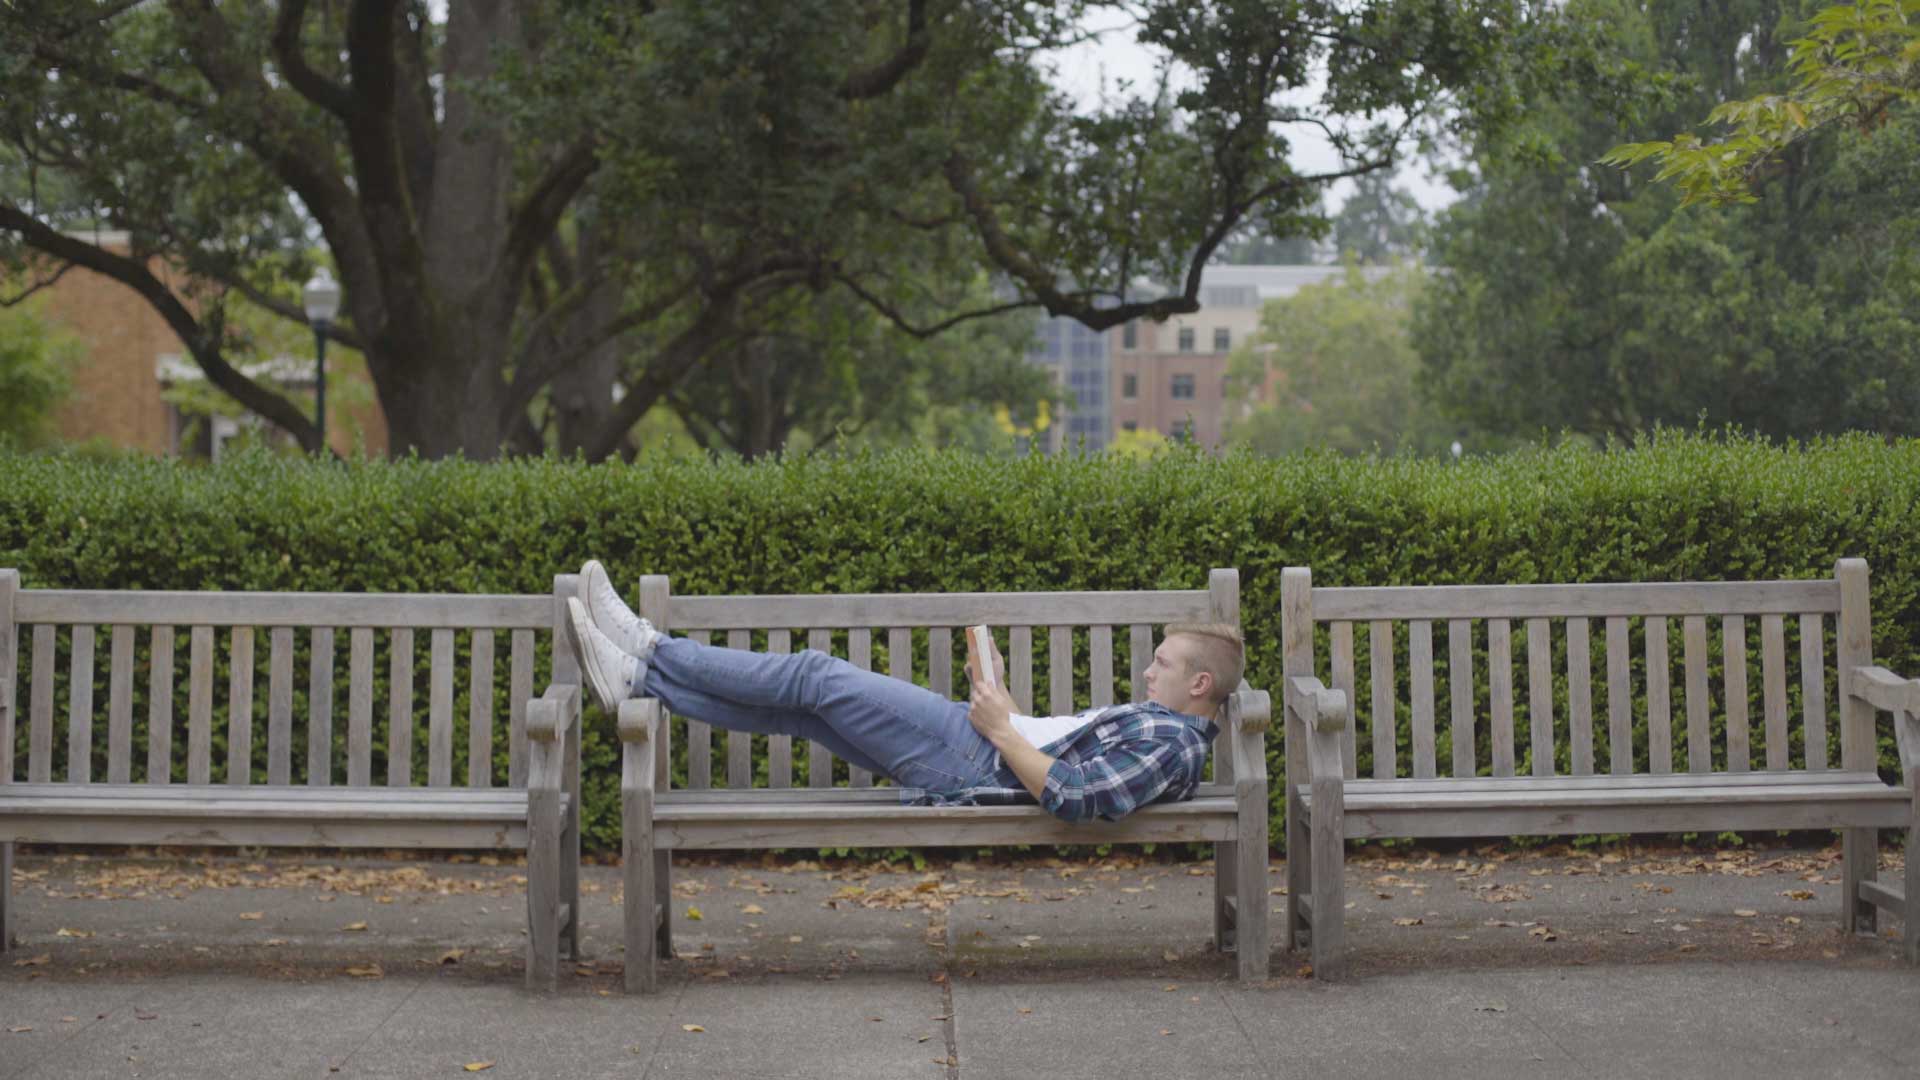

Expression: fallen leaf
xmin=1784 ymin=916 xmax=1802 ymax=926
xmin=12 ymin=954 xmax=50 ymax=967
xmin=681 ymin=1024 xmax=705 ymax=1033
xmin=787 ymin=935 xmax=804 ymax=943
xmin=1528 ymin=927 xmax=1557 ymax=942
xmin=1162 ymin=984 xmax=1179 ymax=992
xmin=7 ymin=1026 xmax=31 ymax=1033
xmin=917 ymin=1035 xmax=931 ymax=1043
xmin=1734 ymin=910 xmax=1758 ymax=918
xmin=135 ymin=1012 xmax=158 ymax=1021
xmin=463 ymin=1064 xmax=494 ymax=1073
xmin=1017 ymin=1007 xmax=1032 ymax=1015
xmin=1782 ymin=889 xmax=1816 ymax=901
xmin=1477 ymin=1002 xmax=1508 ymax=1013
xmin=740 ymin=904 xmax=765 ymax=915
xmin=344 ymin=965 xmax=383 ymax=978
xmin=1161 ymin=950 xmax=1179 ymax=962
xmin=265 ymin=939 xmax=288 ymax=947
xmin=1159 ymin=1029 xmax=1173 ymax=1036
xmin=1392 ymin=917 xmax=1423 ymax=927
xmin=439 ymin=949 xmax=466 ymax=965
xmin=340 ymin=921 xmax=368 ymax=932
xmin=238 ymin=912 xmax=264 ymax=921
xmin=686 ymin=907 xmax=703 ymax=921
xmin=1676 ymin=944 xmax=1700 ymax=953
xmin=55 ymin=928 xmax=93 ymax=938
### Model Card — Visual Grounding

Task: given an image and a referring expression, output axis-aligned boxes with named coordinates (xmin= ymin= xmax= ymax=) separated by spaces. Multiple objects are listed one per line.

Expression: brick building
xmin=29 ymin=231 xmax=385 ymax=457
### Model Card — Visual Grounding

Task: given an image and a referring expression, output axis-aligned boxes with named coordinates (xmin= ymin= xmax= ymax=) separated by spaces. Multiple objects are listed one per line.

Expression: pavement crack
xmin=1213 ymin=982 xmax=1274 ymax=1079
xmin=318 ymin=973 xmax=427 ymax=1077
xmin=935 ymin=890 xmax=960 ymax=1079
xmin=635 ymin=971 xmax=693 ymax=1080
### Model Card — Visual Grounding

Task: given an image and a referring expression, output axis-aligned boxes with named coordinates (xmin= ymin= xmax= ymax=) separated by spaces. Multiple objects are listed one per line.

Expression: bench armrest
xmin=1285 ymin=676 xmax=1348 ymax=735
xmin=1848 ymin=665 xmax=1920 ymax=774
xmin=617 ymin=697 xmax=664 ymax=743
xmin=1226 ymin=688 xmax=1271 ymax=734
xmin=618 ymin=697 xmax=665 ymax=796
xmin=526 ymin=683 xmax=580 ymax=744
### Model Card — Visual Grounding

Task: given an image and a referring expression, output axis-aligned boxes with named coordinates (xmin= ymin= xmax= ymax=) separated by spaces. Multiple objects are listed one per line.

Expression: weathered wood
xmin=1323 ymin=769 xmax=1889 ymax=796
xmin=1646 ymin=617 xmax=1673 ymax=774
xmin=1089 ymin=625 xmax=1113 ymax=710
xmin=663 ymin=590 xmax=1214 ymax=631
xmin=930 ymin=627 xmax=954 ymax=699
xmin=767 ymin=630 xmax=793 ymax=789
xmin=1802 ymin=613 xmax=1827 ymax=771
xmin=1209 ymin=568 xmax=1241 ymax=947
xmin=29 ymin=625 xmax=54 ymax=783
xmin=268 ymin=627 xmax=294 ymax=786
xmin=1761 ymin=615 xmax=1788 ymax=772
xmin=1526 ymin=618 xmax=1553 ymax=778
xmin=1488 ymin=619 xmax=1513 ymax=777
xmin=1369 ymin=620 xmax=1395 ymax=780
xmin=68 ymin=625 xmax=94 ymax=784
xmin=0 ymin=814 xmax=535 ymax=851
xmin=227 ymin=627 xmax=253 ymax=786
xmin=309 ymin=628 xmax=335 ymax=787
xmin=621 ymin=699 xmax=658 ymax=993
xmin=1606 ymin=617 xmax=1632 ymax=776
xmin=1281 ymin=567 xmax=1314 ymax=958
xmin=726 ymin=629 xmax=752 ymax=789
xmin=1128 ymin=624 xmax=1151 ymax=705
xmin=848 ymin=629 xmax=874 ymax=787
xmin=1567 ymin=617 xmax=1593 ymax=776
xmin=0 ymin=569 xmax=16 ymax=788
xmin=508 ymin=629 xmax=534 ymax=789
xmin=686 ymin=629 xmax=712 ymax=790
xmin=1835 ymin=558 xmax=1878 ymax=934
xmin=187 ymin=626 xmax=213 ymax=786
xmin=468 ymin=629 xmax=495 ymax=789
xmin=1683 ymin=616 xmax=1711 ymax=774
xmin=428 ymin=628 xmax=455 ymax=788
xmin=107 ymin=625 xmax=134 ymax=785
xmin=146 ymin=626 xmax=173 ymax=785
xmin=1311 ymin=579 xmax=1840 ymax=622
xmin=1408 ymin=621 xmax=1435 ymax=780
xmin=807 ymin=628 xmax=834 ymax=788
xmin=1049 ymin=626 xmax=1072 ymax=717
xmin=1008 ymin=625 xmax=1033 ymax=718
xmin=348 ymin=628 xmax=374 ymax=787
xmin=1724 ymin=616 xmax=1750 ymax=773
xmin=1305 ymin=699 xmax=1346 ymax=980
xmin=16 ymin=590 xmax=550 ymax=630
xmin=1446 ymin=620 xmax=1472 ymax=780
xmin=1850 ymin=666 xmax=1920 ymax=715
xmin=1333 ymin=621 xmax=1358 ymax=779
xmin=387 ymin=628 xmax=414 ymax=788
xmin=652 ymin=802 xmax=1238 ymax=849
xmin=1325 ymin=794 xmax=1908 ymax=840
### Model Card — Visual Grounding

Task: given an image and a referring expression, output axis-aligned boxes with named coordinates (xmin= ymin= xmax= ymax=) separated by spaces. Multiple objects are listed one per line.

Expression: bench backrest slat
xmin=5 ymin=575 xmax=564 ymax=791
xmin=641 ymin=574 xmax=1240 ymax=793
xmin=1293 ymin=562 xmax=1875 ymax=781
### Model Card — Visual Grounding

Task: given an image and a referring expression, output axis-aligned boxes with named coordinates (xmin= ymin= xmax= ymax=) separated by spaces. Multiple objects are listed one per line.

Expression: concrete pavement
xmin=0 ymin=841 xmax=1911 ymax=1079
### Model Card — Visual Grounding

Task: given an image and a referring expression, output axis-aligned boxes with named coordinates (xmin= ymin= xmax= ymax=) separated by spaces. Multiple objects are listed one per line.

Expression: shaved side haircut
xmin=1163 ymin=622 xmax=1245 ymax=708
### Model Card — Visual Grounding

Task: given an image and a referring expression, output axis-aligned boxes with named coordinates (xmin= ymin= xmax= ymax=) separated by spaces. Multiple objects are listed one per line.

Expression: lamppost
xmin=302 ymin=267 xmax=341 ymax=452
xmin=1450 ymin=439 xmax=1463 ymax=463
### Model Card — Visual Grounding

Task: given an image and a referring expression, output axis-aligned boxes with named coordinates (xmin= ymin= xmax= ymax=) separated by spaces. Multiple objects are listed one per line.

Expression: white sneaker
xmin=578 ymin=560 xmax=660 ymax=659
xmin=565 ymin=597 xmax=641 ymax=713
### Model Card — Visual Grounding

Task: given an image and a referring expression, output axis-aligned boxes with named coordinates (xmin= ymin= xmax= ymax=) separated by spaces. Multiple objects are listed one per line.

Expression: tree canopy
xmin=1 ymin=0 xmax=1641 ymax=459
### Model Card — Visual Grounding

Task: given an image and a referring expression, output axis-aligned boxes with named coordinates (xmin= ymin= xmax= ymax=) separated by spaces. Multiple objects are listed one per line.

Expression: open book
xmin=966 ymin=624 xmax=999 ymax=689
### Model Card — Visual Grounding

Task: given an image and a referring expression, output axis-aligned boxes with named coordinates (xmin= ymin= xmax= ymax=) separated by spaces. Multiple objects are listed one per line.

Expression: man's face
xmin=1143 ymin=636 xmax=1197 ymax=708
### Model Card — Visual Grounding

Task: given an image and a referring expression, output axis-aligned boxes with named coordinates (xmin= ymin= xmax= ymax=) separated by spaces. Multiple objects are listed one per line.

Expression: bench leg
xmin=524 ymin=788 xmax=562 ymax=992
xmin=622 ymin=777 xmax=657 ymax=993
xmin=1843 ymin=826 xmax=1879 ymax=936
xmin=655 ymin=850 xmax=675 ymax=960
xmin=1 ymin=842 xmax=14 ymax=953
xmin=1308 ymin=772 xmax=1346 ymax=980
xmin=1906 ymin=811 xmax=1918 ymax=966
xmin=562 ymin=795 xmax=582 ymax=962
xmin=1235 ymin=780 xmax=1270 ymax=981
xmin=1213 ymin=840 xmax=1237 ymax=954
xmin=1285 ymin=793 xmax=1309 ymax=952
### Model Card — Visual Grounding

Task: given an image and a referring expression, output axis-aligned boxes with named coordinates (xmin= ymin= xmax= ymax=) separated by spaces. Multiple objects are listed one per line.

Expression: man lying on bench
xmin=562 ymin=561 xmax=1241 ymax=823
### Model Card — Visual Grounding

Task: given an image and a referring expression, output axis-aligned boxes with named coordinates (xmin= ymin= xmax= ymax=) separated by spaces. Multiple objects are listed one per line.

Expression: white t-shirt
xmin=1010 ymin=708 xmax=1106 ymax=752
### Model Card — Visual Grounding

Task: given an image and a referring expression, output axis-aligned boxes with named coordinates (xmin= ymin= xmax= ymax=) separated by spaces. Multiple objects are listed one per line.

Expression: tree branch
xmin=0 ymin=262 xmax=75 ymax=307
xmin=833 ymin=274 xmax=1037 ymax=338
xmin=271 ymin=0 xmax=353 ymax=120
xmin=500 ymin=136 xmax=600 ymax=295
xmin=0 ymin=204 xmax=323 ymax=450
xmin=840 ymin=0 xmax=930 ymax=100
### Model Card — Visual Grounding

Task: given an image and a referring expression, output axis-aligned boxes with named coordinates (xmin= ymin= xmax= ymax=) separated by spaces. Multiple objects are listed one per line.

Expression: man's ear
xmin=1190 ymin=669 xmax=1214 ymax=702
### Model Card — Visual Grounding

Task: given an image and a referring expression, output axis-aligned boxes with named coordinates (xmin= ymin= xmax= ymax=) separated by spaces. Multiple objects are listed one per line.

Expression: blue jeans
xmin=638 ymin=637 xmax=998 ymax=793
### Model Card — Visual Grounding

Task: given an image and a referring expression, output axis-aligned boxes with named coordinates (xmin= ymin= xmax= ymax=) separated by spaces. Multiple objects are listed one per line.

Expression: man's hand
xmin=966 ymin=662 xmax=1016 ymax=741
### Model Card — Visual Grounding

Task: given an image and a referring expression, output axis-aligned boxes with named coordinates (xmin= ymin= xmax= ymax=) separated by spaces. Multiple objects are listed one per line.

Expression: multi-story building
xmin=1026 ymin=311 xmax=1111 ymax=452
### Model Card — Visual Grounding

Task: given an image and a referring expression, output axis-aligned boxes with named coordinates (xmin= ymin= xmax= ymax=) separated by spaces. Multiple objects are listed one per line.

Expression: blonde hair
xmin=1163 ymin=622 xmax=1245 ymax=708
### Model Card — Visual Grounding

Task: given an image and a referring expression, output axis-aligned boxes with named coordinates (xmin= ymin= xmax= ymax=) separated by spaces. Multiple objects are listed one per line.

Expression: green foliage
xmin=5 ymin=432 xmax=1919 ymax=854
xmin=1419 ymin=0 xmax=1920 ymax=443
xmin=1227 ymin=261 xmax=1450 ymax=456
xmin=0 ymin=300 xmax=75 ymax=446
xmin=1602 ymin=0 xmax=1920 ymax=205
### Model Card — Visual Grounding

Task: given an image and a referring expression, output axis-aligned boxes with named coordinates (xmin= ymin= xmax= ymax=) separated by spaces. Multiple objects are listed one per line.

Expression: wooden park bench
xmin=613 ymin=569 xmax=1272 ymax=992
xmin=0 ymin=569 xmax=585 ymax=990
xmin=1280 ymin=559 xmax=1916 ymax=979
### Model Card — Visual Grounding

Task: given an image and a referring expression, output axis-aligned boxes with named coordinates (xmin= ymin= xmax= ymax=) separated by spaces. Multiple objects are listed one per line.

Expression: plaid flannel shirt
xmin=901 ymin=701 xmax=1217 ymax=823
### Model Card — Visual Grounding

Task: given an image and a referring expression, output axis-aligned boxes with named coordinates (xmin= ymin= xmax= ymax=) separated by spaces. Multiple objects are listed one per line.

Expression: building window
xmin=1122 ymin=420 xmax=1137 ymax=432
xmin=1121 ymin=373 xmax=1137 ymax=400
xmin=1171 ymin=374 xmax=1195 ymax=400
xmin=1122 ymin=323 xmax=1137 ymax=349
xmin=1214 ymin=327 xmax=1231 ymax=353
xmin=1177 ymin=327 xmax=1195 ymax=353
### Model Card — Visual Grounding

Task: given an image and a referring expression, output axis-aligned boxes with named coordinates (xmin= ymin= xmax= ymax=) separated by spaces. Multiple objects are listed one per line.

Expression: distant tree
xmin=0 ymin=296 xmax=74 ymax=446
xmin=1226 ymin=260 xmax=1446 ymax=455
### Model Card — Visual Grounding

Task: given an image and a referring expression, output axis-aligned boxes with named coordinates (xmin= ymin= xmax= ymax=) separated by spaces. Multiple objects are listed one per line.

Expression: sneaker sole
xmin=563 ymin=598 xmax=624 ymax=713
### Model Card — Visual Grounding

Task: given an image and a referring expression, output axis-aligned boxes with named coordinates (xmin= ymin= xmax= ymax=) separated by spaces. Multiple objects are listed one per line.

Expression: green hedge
xmin=3 ymin=431 xmax=1917 ymax=854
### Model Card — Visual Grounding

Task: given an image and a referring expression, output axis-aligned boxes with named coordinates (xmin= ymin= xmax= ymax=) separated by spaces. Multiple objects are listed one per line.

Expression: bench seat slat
xmin=667 ymin=591 xmax=1214 ymax=630
xmin=1304 ymin=770 xmax=1888 ymax=797
xmin=1301 ymin=775 xmax=1906 ymax=810
xmin=653 ymin=797 xmax=1241 ymax=849
xmin=16 ymin=591 xmax=551 ymax=629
